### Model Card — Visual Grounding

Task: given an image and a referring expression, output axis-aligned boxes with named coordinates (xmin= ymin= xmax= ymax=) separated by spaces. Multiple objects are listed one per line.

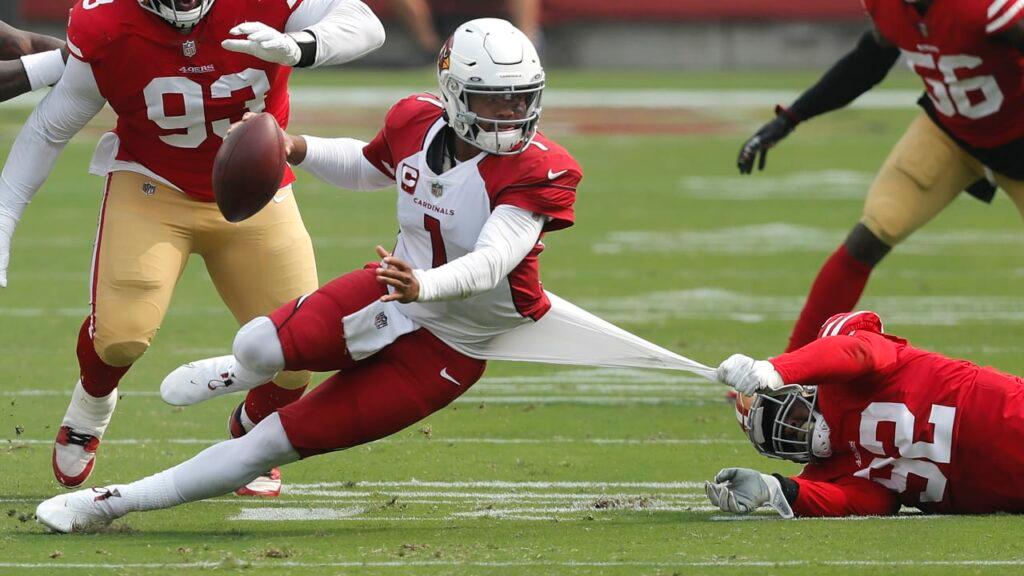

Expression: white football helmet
xmin=437 ymin=19 xmax=544 ymax=155
xmin=138 ymin=0 xmax=215 ymax=30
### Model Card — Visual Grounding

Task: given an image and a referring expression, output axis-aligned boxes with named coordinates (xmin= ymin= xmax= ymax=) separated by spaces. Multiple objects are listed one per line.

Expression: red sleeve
xmin=984 ymin=0 xmax=1024 ymax=35
xmin=483 ymin=134 xmax=581 ymax=232
xmin=769 ymin=331 xmax=900 ymax=385
xmin=362 ymin=93 xmax=444 ymax=180
xmin=66 ymin=1 xmax=113 ymax=64
xmin=791 ymin=475 xmax=900 ymax=517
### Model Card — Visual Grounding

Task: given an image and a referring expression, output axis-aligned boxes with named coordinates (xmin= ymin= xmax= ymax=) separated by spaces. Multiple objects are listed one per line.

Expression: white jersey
xmin=361 ymin=94 xmax=580 ymax=355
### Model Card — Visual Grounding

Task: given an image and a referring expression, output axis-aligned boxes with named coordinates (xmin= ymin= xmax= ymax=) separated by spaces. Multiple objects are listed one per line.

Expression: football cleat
xmin=36 ymin=486 xmax=122 ymax=533
xmin=227 ymin=402 xmax=282 ymax=498
xmin=52 ymin=426 xmax=100 ymax=488
xmin=235 ymin=468 xmax=282 ymax=498
xmin=160 ymin=355 xmax=241 ymax=406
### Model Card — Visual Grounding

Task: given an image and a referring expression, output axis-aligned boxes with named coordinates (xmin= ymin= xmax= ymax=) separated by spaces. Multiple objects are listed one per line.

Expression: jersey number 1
xmin=424 ymin=215 xmax=448 ymax=268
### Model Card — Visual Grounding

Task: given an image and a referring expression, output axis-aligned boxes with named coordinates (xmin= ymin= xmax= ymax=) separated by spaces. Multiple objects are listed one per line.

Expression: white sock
xmin=102 ymin=414 xmax=299 ymax=518
xmin=61 ymin=380 xmax=117 ymax=437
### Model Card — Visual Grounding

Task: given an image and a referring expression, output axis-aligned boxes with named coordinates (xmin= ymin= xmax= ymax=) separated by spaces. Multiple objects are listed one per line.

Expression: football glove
xmin=704 ymin=467 xmax=794 ymax=518
xmin=737 ymin=106 xmax=798 ymax=174
xmin=716 ymin=354 xmax=784 ymax=395
xmin=0 ymin=210 xmax=15 ymax=288
xmin=222 ymin=22 xmax=303 ymax=66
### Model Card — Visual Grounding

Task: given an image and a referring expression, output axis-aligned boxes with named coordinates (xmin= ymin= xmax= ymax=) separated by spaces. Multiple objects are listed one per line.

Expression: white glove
xmin=222 ymin=22 xmax=303 ymax=66
xmin=704 ymin=467 xmax=794 ymax=518
xmin=716 ymin=353 xmax=785 ymax=395
xmin=0 ymin=211 xmax=16 ymax=288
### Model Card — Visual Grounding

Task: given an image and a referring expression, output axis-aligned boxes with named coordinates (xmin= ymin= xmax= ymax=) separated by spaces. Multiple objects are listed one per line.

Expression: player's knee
xmin=844 ymin=222 xmax=892 ymax=268
xmin=95 ymin=339 xmax=150 ymax=367
xmin=273 ymin=369 xmax=311 ymax=391
xmin=233 ymin=317 xmax=286 ymax=374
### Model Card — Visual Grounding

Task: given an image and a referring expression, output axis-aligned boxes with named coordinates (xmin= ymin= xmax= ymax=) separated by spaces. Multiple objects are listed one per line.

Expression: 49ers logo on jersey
xmin=400 ymin=164 xmax=420 ymax=194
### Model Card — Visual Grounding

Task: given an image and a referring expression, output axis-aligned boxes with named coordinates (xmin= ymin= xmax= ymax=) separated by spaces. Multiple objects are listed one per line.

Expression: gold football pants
xmin=88 ymin=171 xmax=317 ymax=389
xmin=862 ymin=113 xmax=1024 ymax=246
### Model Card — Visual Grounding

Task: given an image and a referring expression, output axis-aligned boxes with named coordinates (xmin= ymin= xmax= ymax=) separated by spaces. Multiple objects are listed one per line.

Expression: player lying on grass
xmin=737 ymin=0 xmax=1024 ymax=353
xmin=31 ymin=18 xmax=589 ymax=533
xmin=0 ymin=0 xmax=385 ymax=498
xmin=706 ymin=311 xmax=1024 ymax=518
xmin=0 ymin=21 xmax=65 ymax=102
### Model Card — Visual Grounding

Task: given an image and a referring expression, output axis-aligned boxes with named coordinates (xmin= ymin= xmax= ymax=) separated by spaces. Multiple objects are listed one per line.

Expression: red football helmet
xmin=816 ymin=310 xmax=884 ymax=340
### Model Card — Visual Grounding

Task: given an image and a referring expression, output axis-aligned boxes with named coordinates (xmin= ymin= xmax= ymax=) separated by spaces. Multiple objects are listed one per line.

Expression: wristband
xmin=20 ymin=49 xmax=66 ymax=91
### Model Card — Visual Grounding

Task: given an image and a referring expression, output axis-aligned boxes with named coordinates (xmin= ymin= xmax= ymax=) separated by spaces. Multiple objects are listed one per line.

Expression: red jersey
xmin=361 ymin=94 xmax=580 ymax=350
xmin=66 ymin=0 xmax=301 ymax=200
xmin=771 ymin=331 xmax=1024 ymax=516
xmin=864 ymin=0 xmax=1024 ymax=148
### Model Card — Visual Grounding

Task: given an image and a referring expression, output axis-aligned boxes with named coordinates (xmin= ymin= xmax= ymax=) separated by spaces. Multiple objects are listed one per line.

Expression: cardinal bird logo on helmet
xmin=438 ymin=36 xmax=453 ymax=73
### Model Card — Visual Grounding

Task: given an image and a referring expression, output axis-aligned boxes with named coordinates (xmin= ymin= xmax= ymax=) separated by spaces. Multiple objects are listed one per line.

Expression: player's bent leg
xmin=160 ymin=317 xmax=285 ymax=406
xmin=786 ymin=114 xmax=978 ymax=351
xmin=278 ymin=329 xmax=486 ymax=457
xmin=55 ymin=173 xmax=191 ymax=488
xmin=37 ymin=413 xmax=299 ymax=533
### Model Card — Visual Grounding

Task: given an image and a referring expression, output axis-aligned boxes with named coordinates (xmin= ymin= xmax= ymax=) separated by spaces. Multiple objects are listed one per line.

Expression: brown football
xmin=212 ymin=113 xmax=287 ymax=223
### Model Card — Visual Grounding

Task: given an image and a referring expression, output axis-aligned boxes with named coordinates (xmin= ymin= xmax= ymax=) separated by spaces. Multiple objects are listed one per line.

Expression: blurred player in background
xmin=708 ymin=311 xmax=1024 ymax=517
xmin=34 ymin=18 xmax=588 ymax=533
xmin=737 ymin=0 xmax=1024 ymax=352
xmin=0 ymin=21 xmax=65 ymax=101
xmin=0 ymin=0 xmax=385 ymax=496
xmin=385 ymin=0 xmax=541 ymax=61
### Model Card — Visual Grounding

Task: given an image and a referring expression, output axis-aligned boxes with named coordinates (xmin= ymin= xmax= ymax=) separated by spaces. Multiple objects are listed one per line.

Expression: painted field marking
xmin=230 ymin=506 xmax=368 ymax=521
xmin=4 ymin=437 xmax=744 ymax=446
xmin=0 ymin=87 xmax=923 ymax=110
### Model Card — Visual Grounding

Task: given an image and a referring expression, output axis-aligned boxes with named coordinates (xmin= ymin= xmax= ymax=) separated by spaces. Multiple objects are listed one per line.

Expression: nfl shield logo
xmin=182 ymin=40 xmax=197 ymax=58
xmin=142 ymin=182 xmax=157 ymax=196
xmin=430 ymin=181 xmax=444 ymax=198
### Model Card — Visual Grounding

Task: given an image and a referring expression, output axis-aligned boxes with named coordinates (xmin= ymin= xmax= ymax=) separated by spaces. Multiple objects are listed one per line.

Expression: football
xmin=212 ymin=112 xmax=287 ymax=223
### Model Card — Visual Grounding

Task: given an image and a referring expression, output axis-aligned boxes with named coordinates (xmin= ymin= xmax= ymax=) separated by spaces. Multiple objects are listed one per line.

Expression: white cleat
xmin=52 ymin=426 xmax=100 ymax=488
xmin=36 ymin=486 xmax=122 ymax=533
xmin=236 ymin=468 xmax=282 ymax=498
xmin=160 ymin=355 xmax=242 ymax=406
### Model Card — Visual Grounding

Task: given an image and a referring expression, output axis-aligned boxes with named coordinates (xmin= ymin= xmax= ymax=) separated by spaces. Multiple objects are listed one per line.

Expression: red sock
xmin=786 ymin=245 xmax=873 ymax=352
xmin=242 ymin=382 xmax=307 ymax=427
xmin=76 ymin=318 xmax=131 ymax=397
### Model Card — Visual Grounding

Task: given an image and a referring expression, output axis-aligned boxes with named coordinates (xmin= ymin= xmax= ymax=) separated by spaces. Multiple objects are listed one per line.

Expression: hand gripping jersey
xmin=361 ymin=94 xmax=580 ymax=354
xmin=771 ymin=332 xmax=1024 ymax=516
xmin=66 ymin=0 xmax=301 ymax=200
xmin=864 ymin=0 xmax=1024 ymax=149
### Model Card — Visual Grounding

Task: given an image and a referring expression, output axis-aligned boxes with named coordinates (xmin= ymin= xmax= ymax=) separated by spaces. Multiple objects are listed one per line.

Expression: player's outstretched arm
xmin=704 ymin=468 xmax=795 ymax=518
xmin=0 ymin=56 xmax=106 ymax=287
xmin=288 ymin=134 xmax=395 ymax=191
xmin=222 ymin=0 xmax=385 ymax=67
xmin=737 ymin=28 xmax=900 ymax=174
xmin=0 ymin=21 xmax=65 ymax=60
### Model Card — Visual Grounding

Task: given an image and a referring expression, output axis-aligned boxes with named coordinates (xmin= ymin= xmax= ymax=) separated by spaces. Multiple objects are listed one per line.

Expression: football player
xmin=737 ymin=0 xmax=1024 ymax=353
xmin=33 ymin=19 xmax=585 ymax=533
xmin=0 ymin=0 xmax=385 ymax=496
xmin=707 ymin=311 xmax=1024 ymax=517
xmin=0 ymin=21 xmax=65 ymax=102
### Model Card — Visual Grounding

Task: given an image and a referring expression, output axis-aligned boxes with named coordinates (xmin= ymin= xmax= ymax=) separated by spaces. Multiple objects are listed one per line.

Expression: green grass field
xmin=3 ymin=68 xmax=1024 ymax=575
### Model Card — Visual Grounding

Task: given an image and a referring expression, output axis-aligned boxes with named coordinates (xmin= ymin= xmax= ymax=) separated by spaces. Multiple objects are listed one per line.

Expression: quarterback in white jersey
xmin=34 ymin=18 xmax=589 ymax=532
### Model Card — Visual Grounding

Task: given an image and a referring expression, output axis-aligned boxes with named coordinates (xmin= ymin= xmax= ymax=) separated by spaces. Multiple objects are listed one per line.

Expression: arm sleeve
xmin=768 ymin=332 xmax=899 ymax=385
xmin=285 ymin=0 xmax=385 ymax=68
xmin=413 ymin=205 xmax=545 ymax=302
xmin=0 ymin=57 xmax=106 ymax=221
xmin=790 ymin=475 xmax=900 ymax=517
xmin=787 ymin=30 xmax=900 ymax=122
xmin=295 ymin=135 xmax=394 ymax=190
xmin=987 ymin=0 xmax=1024 ymax=35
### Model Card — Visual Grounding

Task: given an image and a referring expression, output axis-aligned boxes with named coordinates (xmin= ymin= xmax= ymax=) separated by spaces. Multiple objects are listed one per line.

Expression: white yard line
xmin=0 ymin=87 xmax=922 ymax=110
xmin=4 ymin=436 xmax=742 ymax=446
xmin=291 ymin=480 xmax=707 ymax=489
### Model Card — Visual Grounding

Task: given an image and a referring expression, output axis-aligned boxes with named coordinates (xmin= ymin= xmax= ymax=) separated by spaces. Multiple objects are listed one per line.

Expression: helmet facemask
xmin=138 ymin=0 xmax=215 ymax=31
xmin=453 ymin=83 xmax=543 ymax=155
xmin=746 ymin=387 xmax=820 ymax=463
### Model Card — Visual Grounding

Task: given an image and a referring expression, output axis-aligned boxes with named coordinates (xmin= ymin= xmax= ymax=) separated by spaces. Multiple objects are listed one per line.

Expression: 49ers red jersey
xmin=863 ymin=0 xmax=1024 ymax=148
xmin=66 ymin=0 xmax=302 ymax=200
xmin=361 ymin=94 xmax=580 ymax=353
xmin=772 ymin=331 xmax=1024 ymax=515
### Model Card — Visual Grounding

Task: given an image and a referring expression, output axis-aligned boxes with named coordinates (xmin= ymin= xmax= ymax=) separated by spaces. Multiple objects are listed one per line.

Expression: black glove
xmin=737 ymin=106 xmax=799 ymax=174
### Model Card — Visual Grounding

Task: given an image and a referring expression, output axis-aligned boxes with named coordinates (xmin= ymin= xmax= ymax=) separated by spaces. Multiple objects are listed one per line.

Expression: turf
xmin=2 ymin=68 xmax=1024 ymax=575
